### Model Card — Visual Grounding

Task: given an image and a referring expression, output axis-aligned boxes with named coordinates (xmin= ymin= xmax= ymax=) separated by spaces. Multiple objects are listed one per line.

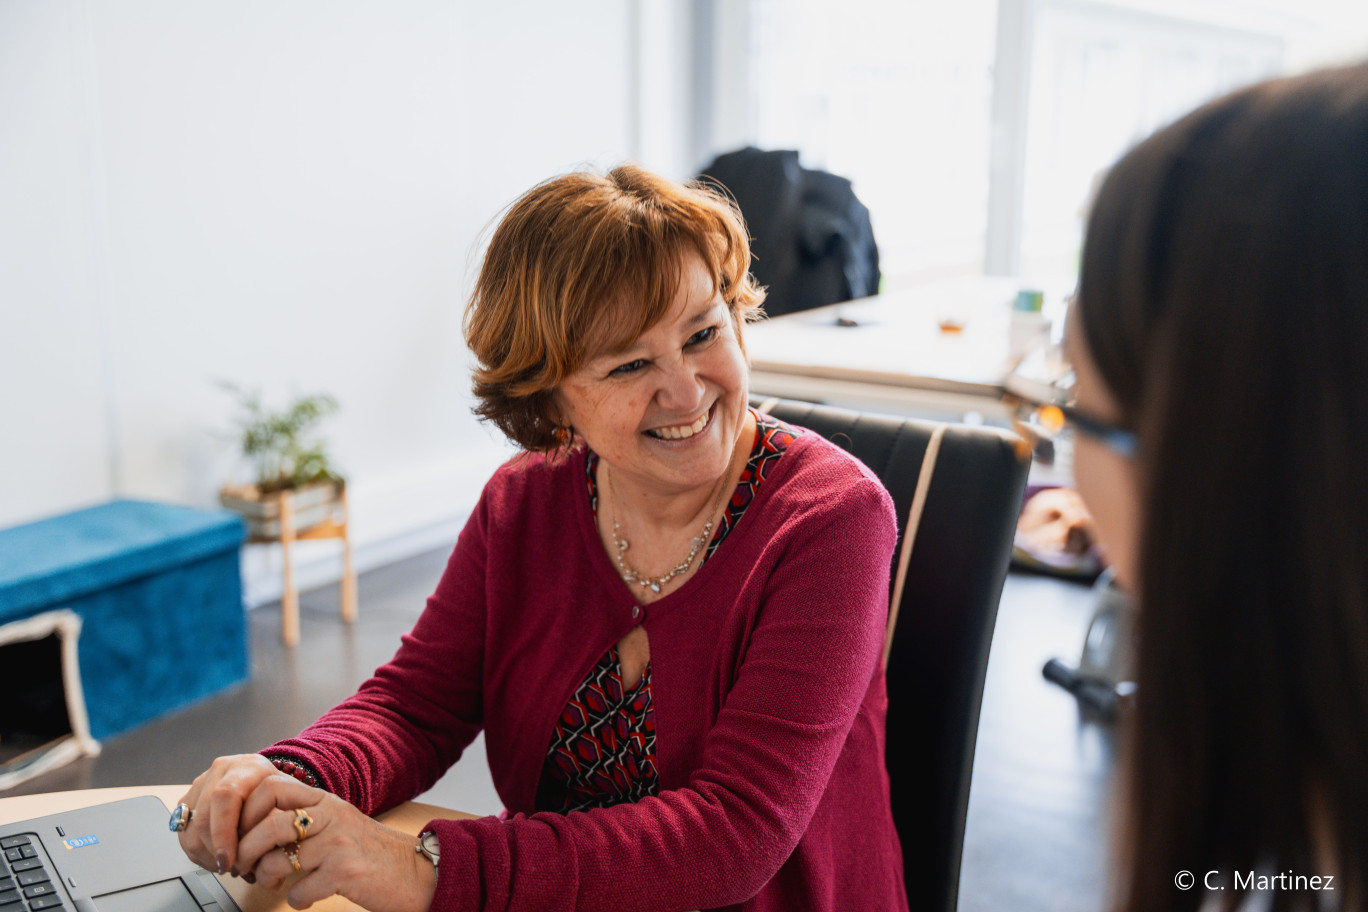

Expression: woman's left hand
xmin=233 ymin=775 xmax=437 ymax=912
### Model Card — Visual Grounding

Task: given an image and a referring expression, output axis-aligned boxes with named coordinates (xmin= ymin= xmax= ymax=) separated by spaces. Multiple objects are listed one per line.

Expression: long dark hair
xmin=1078 ymin=63 xmax=1368 ymax=912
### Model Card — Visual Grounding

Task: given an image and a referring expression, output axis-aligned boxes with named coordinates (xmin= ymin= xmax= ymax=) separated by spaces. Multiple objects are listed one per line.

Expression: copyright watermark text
xmin=1174 ymin=870 xmax=1335 ymax=892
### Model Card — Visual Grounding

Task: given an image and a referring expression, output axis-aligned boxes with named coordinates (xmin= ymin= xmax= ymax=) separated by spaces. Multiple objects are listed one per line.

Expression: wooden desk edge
xmin=748 ymin=359 xmax=1005 ymax=397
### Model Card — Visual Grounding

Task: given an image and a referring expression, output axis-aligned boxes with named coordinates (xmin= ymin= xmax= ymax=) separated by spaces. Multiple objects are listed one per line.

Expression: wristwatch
xmin=415 ymin=829 xmax=440 ymax=882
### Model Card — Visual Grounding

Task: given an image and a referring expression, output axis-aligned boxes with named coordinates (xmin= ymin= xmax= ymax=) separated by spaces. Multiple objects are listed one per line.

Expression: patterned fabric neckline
xmin=541 ymin=646 xmax=659 ymax=814
xmin=540 ymin=408 xmax=800 ymax=814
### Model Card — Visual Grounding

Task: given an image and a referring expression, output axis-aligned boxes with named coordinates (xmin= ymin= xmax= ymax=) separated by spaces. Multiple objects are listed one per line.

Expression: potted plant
xmin=217 ymin=384 xmax=346 ymax=539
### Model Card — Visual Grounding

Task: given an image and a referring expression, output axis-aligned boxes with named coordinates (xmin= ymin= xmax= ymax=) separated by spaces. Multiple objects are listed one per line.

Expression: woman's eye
xmin=687 ymin=326 xmax=719 ymax=346
xmin=609 ymin=359 xmax=648 ymax=377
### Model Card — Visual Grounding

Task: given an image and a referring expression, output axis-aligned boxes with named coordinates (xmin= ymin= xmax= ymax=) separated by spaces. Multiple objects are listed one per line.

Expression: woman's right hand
xmin=175 ymin=754 xmax=280 ymax=877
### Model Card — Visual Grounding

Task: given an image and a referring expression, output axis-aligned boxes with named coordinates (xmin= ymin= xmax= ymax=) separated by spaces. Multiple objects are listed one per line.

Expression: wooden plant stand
xmin=224 ymin=483 xmax=357 ymax=646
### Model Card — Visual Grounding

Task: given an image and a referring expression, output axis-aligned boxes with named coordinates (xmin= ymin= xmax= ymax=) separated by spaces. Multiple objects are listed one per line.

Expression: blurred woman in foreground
xmin=1060 ymin=62 xmax=1368 ymax=910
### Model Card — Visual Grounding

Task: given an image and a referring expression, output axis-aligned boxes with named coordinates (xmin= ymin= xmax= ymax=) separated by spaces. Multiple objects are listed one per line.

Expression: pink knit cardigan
xmin=270 ymin=429 xmax=908 ymax=911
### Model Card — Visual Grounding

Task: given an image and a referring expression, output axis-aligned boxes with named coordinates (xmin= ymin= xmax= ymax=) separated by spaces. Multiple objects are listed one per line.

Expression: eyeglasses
xmin=1001 ymin=365 xmax=1138 ymax=459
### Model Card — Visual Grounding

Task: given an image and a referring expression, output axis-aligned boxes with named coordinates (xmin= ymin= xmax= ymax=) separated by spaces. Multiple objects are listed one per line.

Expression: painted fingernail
xmin=216 ymin=851 xmax=228 ymax=874
xmin=244 ymin=873 xmax=256 ymax=885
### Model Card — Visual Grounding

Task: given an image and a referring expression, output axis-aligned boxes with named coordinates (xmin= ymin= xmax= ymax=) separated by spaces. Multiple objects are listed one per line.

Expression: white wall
xmin=0 ymin=1 xmax=115 ymax=525
xmin=0 ymin=0 xmax=697 ymax=603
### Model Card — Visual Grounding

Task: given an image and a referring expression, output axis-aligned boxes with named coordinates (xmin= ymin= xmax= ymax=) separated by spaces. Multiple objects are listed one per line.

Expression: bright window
xmin=1019 ymin=2 xmax=1282 ymax=278
xmin=722 ymin=0 xmax=1360 ymax=290
xmin=747 ymin=0 xmax=998 ymax=289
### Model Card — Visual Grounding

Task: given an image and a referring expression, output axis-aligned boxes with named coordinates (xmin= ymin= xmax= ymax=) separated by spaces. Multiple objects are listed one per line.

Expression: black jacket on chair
xmin=700 ymin=147 xmax=880 ymax=317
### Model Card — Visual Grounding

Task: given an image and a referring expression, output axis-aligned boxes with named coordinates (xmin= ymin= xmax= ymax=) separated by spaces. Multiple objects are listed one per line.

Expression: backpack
xmin=699 ymin=147 xmax=880 ymax=317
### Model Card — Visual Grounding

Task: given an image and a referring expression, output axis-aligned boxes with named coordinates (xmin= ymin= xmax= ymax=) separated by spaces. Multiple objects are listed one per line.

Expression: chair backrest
xmin=757 ymin=397 xmax=1030 ymax=912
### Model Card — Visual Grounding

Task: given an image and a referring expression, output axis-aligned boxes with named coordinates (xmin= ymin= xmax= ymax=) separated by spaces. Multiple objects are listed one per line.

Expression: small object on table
xmin=1014 ymin=289 xmax=1045 ymax=312
xmin=1009 ymin=288 xmax=1050 ymax=360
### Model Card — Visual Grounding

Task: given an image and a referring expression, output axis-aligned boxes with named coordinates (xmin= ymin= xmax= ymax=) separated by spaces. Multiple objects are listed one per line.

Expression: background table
xmin=0 ymin=785 xmax=476 ymax=912
xmin=747 ymin=275 xmax=1069 ymax=420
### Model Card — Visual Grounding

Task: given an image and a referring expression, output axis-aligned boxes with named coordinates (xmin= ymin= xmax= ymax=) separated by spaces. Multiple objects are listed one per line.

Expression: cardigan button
xmin=631 ymin=605 xmax=641 ymax=619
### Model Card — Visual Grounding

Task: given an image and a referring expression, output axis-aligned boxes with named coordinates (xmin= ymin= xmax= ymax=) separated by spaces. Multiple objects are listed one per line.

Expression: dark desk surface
xmin=959 ymin=571 xmax=1118 ymax=912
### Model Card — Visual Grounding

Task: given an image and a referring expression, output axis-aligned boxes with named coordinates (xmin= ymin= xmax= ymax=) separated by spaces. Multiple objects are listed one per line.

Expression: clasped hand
xmin=175 ymin=754 xmax=436 ymax=912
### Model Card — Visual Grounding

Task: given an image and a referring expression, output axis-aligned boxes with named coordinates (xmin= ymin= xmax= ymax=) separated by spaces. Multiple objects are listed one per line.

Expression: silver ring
xmin=168 ymin=803 xmax=195 ymax=833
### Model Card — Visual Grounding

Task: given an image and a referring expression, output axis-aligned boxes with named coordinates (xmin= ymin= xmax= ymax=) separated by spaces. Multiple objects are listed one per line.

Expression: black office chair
xmin=755 ymin=397 xmax=1030 ymax=912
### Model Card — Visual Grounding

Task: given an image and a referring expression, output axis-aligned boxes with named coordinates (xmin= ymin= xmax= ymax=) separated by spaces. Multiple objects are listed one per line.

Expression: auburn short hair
xmin=463 ymin=164 xmax=765 ymax=451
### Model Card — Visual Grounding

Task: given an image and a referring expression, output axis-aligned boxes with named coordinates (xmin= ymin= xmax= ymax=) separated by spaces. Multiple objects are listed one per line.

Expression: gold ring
xmin=293 ymin=808 xmax=313 ymax=843
xmin=282 ymin=844 xmax=301 ymax=873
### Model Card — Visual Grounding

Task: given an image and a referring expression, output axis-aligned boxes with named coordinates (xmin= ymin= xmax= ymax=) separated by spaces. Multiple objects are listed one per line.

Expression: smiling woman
xmin=172 ymin=165 xmax=909 ymax=912
xmin=555 ymin=254 xmax=756 ymax=600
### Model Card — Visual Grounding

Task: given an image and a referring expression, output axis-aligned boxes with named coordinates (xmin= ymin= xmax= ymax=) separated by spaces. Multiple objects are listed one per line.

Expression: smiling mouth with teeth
xmin=646 ymin=409 xmax=711 ymax=440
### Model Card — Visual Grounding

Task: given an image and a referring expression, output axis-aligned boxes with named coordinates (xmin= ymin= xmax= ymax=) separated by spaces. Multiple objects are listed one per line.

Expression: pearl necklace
xmin=606 ymin=455 xmax=738 ymax=595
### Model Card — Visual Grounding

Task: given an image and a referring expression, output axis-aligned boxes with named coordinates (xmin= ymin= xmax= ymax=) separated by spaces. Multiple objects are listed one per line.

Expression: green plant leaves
xmin=219 ymin=382 xmax=342 ymax=491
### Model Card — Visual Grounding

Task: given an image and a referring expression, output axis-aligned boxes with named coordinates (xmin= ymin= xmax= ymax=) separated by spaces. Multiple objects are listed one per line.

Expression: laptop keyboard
xmin=0 ymin=835 xmax=66 ymax=911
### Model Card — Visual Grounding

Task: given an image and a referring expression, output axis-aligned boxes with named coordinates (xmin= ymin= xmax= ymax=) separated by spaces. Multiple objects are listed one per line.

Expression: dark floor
xmin=7 ymin=551 xmax=1115 ymax=910
xmin=959 ymin=572 xmax=1118 ymax=912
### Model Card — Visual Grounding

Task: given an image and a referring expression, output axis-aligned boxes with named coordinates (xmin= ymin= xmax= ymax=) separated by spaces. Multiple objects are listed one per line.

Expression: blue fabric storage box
xmin=0 ymin=500 xmax=248 ymax=739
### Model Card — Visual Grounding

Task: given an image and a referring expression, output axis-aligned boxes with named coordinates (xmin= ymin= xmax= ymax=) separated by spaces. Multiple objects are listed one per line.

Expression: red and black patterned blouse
xmin=537 ymin=409 xmax=800 ymax=813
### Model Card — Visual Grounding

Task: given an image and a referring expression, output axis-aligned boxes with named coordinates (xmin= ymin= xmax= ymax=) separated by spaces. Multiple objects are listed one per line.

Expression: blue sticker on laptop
xmin=63 ymin=834 xmax=99 ymax=849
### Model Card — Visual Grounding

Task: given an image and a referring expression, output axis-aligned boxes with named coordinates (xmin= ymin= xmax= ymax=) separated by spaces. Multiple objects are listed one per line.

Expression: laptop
xmin=0 ymin=796 xmax=241 ymax=912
